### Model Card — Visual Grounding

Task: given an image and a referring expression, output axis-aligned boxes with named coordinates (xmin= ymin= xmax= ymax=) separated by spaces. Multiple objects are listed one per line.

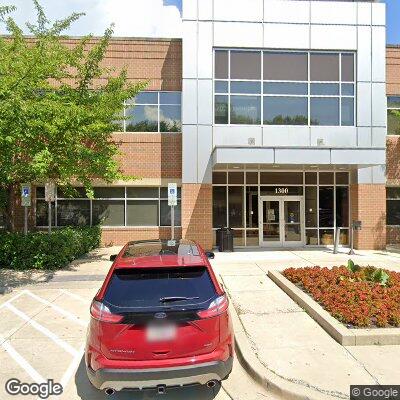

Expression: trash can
xmin=217 ymin=227 xmax=234 ymax=252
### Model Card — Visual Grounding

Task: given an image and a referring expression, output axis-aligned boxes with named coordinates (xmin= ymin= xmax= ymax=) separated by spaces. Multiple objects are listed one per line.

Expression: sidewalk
xmin=211 ymin=249 xmax=400 ymax=399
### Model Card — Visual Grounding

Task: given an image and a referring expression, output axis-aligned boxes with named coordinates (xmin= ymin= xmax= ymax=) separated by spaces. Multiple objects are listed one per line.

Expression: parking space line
xmin=6 ymin=303 xmax=79 ymax=357
xmin=1 ymin=337 xmax=45 ymax=384
xmin=0 ymin=290 xmax=28 ymax=310
xmin=60 ymin=289 xmax=89 ymax=303
xmin=24 ymin=291 xmax=88 ymax=327
xmin=60 ymin=344 xmax=85 ymax=388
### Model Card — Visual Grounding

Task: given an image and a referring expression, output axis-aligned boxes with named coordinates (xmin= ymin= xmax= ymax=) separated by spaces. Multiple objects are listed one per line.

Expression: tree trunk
xmin=4 ymin=184 xmax=18 ymax=232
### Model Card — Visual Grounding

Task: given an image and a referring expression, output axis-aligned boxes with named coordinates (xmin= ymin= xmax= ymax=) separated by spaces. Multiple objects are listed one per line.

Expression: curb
xmin=227 ymin=291 xmax=346 ymax=400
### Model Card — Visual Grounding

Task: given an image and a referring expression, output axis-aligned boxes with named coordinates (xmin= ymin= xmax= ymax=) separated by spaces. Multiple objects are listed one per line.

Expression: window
xmin=35 ymin=186 xmax=181 ymax=227
xmin=387 ymin=187 xmax=400 ymax=225
xmin=123 ymin=91 xmax=181 ymax=133
xmin=214 ymin=50 xmax=355 ymax=127
xmin=387 ymin=96 xmax=400 ymax=135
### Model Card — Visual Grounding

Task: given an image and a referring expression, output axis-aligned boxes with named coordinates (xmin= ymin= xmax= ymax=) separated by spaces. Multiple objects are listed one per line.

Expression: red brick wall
xmin=351 ymin=184 xmax=386 ymax=250
xmin=114 ymin=133 xmax=181 ymax=178
xmin=387 ymin=46 xmax=400 ymax=96
xmin=181 ymin=184 xmax=213 ymax=250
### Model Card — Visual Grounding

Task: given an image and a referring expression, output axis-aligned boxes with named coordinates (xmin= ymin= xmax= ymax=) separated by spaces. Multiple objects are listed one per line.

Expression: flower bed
xmin=283 ymin=266 xmax=400 ymax=328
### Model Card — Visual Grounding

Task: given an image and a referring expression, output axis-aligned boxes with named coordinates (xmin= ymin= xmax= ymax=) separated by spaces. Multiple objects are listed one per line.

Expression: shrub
xmin=0 ymin=226 xmax=101 ymax=270
xmin=283 ymin=265 xmax=400 ymax=328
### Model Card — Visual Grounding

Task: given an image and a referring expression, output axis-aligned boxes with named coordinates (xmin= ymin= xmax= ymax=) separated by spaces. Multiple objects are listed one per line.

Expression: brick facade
xmin=387 ymin=46 xmax=400 ymax=96
xmin=350 ymin=184 xmax=387 ymax=250
xmin=181 ymin=184 xmax=213 ymax=250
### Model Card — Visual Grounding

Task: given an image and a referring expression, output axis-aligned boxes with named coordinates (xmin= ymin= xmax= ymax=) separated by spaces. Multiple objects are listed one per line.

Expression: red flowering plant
xmin=283 ymin=262 xmax=400 ymax=328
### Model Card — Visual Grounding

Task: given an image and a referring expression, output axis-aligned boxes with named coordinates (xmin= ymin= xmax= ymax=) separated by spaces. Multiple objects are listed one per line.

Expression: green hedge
xmin=0 ymin=226 xmax=101 ymax=270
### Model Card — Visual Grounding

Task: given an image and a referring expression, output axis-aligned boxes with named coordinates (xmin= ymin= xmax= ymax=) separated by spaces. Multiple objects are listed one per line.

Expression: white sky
xmin=0 ymin=0 xmax=182 ymax=38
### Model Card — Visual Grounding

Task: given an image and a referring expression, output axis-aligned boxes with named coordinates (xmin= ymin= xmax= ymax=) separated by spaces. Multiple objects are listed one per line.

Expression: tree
xmin=0 ymin=1 xmax=146 ymax=231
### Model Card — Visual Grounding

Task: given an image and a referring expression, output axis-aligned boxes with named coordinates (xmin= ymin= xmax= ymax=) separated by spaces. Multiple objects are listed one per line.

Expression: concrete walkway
xmin=211 ymin=248 xmax=400 ymax=399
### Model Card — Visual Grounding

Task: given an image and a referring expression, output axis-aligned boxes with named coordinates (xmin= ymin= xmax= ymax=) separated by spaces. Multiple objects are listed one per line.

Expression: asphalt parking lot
xmin=0 ymin=249 xmax=271 ymax=400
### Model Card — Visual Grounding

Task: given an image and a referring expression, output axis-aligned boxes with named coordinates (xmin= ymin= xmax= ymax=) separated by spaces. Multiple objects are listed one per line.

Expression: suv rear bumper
xmin=87 ymin=357 xmax=233 ymax=391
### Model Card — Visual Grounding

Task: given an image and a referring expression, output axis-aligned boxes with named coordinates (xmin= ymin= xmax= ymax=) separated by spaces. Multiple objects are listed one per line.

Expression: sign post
xmin=20 ymin=183 xmax=31 ymax=235
xmin=168 ymin=183 xmax=178 ymax=240
xmin=45 ymin=182 xmax=56 ymax=234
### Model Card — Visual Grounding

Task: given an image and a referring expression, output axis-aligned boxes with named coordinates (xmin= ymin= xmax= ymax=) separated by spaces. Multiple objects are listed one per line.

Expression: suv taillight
xmin=197 ymin=294 xmax=229 ymax=319
xmin=90 ymin=300 xmax=123 ymax=323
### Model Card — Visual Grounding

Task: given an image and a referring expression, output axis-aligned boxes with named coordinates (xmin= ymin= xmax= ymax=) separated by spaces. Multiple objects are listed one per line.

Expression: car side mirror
xmin=205 ymin=251 xmax=215 ymax=259
xmin=110 ymin=254 xmax=117 ymax=262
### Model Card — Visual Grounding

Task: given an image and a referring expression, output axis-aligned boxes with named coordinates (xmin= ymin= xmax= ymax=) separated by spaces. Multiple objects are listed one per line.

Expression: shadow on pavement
xmin=75 ymin=357 xmax=222 ymax=400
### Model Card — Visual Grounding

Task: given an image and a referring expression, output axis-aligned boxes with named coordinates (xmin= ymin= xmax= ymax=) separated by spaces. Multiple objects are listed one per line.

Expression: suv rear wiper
xmin=159 ymin=296 xmax=200 ymax=303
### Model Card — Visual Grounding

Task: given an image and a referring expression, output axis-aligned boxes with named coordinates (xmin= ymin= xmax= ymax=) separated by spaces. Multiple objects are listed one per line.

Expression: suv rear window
xmin=103 ymin=267 xmax=217 ymax=310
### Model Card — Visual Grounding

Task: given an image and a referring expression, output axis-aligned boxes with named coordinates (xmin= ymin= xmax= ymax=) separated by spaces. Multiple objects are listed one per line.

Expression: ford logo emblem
xmin=154 ymin=312 xmax=167 ymax=319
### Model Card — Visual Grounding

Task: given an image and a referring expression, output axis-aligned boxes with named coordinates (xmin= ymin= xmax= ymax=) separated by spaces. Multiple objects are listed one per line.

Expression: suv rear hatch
xmin=98 ymin=266 xmax=220 ymax=361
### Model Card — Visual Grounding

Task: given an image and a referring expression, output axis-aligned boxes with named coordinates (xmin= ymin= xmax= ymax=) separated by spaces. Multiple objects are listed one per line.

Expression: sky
xmin=0 ymin=0 xmax=399 ymax=43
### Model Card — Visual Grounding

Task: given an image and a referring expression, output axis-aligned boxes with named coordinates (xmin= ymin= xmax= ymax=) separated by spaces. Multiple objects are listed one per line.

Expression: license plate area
xmin=146 ymin=323 xmax=177 ymax=342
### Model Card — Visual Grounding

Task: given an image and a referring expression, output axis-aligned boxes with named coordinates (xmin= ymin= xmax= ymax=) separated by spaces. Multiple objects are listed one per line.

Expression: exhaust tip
xmin=104 ymin=388 xmax=115 ymax=396
xmin=206 ymin=380 xmax=218 ymax=389
xmin=157 ymin=385 xmax=167 ymax=395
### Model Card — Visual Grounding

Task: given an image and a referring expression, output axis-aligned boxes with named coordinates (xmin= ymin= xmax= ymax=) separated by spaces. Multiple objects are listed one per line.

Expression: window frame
xmin=213 ymin=49 xmax=356 ymax=128
xmin=387 ymin=96 xmax=400 ymax=136
xmin=387 ymin=186 xmax=400 ymax=226
xmin=35 ymin=186 xmax=182 ymax=228
xmin=123 ymin=91 xmax=182 ymax=133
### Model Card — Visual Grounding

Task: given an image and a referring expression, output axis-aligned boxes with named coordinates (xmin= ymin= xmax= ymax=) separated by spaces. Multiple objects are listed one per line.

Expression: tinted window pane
xmin=388 ymin=110 xmax=400 ymax=135
xmin=94 ymin=187 xmax=125 ymax=198
xmin=264 ymin=82 xmax=308 ymax=95
xmin=159 ymin=92 xmax=181 ymax=105
xmin=319 ymin=187 xmax=334 ymax=227
xmin=336 ymin=172 xmax=349 ymax=185
xmin=35 ymin=200 xmax=55 ymax=226
xmin=103 ymin=267 xmax=216 ymax=310
xmin=134 ymin=92 xmax=158 ymax=104
xmin=57 ymin=200 xmax=90 ymax=226
xmin=387 ymin=187 xmax=400 ymax=199
xmin=310 ymin=98 xmax=339 ymax=126
xmin=387 ymin=200 xmax=400 ymax=225
xmin=341 ymin=98 xmax=354 ymax=126
xmin=263 ymin=97 xmax=308 ymax=125
xmin=36 ymin=187 xmax=45 ymax=198
xmin=246 ymin=186 xmax=258 ymax=228
xmin=230 ymin=51 xmax=261 ymax=80
xmin=215 ymin=81 xmax=228 ymax=93
xmin=230 ymin=96 xmax=261 ymax=124
xmin=160 ymin=105 xmax=181 ymax=132
xmin=126 ymin=200 xmax=158 ymax=226
xmin=388 ymin=96 xmax=400 ymax=109
xmin=127 ymin=187 xmax=159 ymax=198
xmin=320 ymin=229 xmax=334 ymax=245
xmin=215 ymin=50 xmax=229 ymax=79
xmin=306 ymin=229 xmax=319 ymax=245
xmin=125 ymin=105 xmax=158 ymax=132
xmin=228 ymin=172 xmax=244 ymax=184
xmin=305 ymin=172 xmax=317 ymax=184
xmin=230 ymin=81 xmax=261 ymax=94
xmin=319 ymin=172 xmax=334 ymax=185
xmin=215 ymin=95 xmax=228 ymax=124
xmin=336 ymin=187 xmax=349 ymax=227
xmin=341 ymin=54 xmax=354 ymax=82
xmin=92 ymin=200 xmax=125 ymax=226
xmin=228 ymin=187 xmax=244 ymax=228
xmin=342 ymin=83 xmax=354 ymax=96
xmin=246 ymin=172 xmax=258 ymax=184
xmin=260 ymin=172 xmax=303 ymax=184
xmin=57 ymin=187 xmax=88 ymax=198
xmin=305 ymin=187 xmax=318 ymax=227
xmin=311 ymin=83 xmax=339 ymax=95
xmin=213 ymin=186 xmax=227 ymax=228
xmin=213 ymin=172 xmax=227 ymax=184
xmin=263 ymin=52 xmax=308 ymax=81
xmin=310 ymin=54 xmax=339 ymax=81
xmin=160 ymin=200 xmax=181 ymax=226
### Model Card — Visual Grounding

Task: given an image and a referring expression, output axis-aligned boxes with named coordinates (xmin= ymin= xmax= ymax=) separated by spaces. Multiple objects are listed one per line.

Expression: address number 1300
xmin=275 ymin=187 xmax=289 ymax=194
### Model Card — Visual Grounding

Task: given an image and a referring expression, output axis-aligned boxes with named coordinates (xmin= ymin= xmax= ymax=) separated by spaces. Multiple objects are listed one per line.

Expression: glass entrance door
xmin=259 ymin=196 xmax=304 ymax=247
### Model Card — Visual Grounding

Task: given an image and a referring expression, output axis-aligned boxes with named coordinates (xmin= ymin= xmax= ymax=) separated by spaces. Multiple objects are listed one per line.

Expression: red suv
xmin=85 ymin=239 xmax=233 ymax=396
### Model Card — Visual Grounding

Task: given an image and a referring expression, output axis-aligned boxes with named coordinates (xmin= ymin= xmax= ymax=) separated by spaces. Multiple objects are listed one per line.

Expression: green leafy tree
xmin=0 ymin=1 xmax=146 ymax=231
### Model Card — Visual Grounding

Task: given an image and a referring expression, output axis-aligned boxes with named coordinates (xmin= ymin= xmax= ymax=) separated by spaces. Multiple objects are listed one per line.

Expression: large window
xmin=212 ymin=170 xmax=350 ymax=247
xmin=119 ymin=91 xmax=181 ymax=133
xmin=35 ymin=187 xmax=181 ymax=227
xmin=214 ymin=50 xmax=355 ymax=127
xmin=388 ymin=96 xmax=400 ymax=135
xmin=387 ymin=187 xmax=400 ymax=226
